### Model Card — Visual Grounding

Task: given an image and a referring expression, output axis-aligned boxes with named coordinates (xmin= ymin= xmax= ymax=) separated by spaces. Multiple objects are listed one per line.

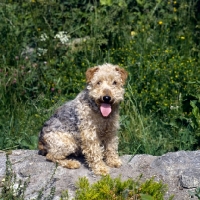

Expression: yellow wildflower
xmin=131 ymin=31 xmax=137 ymax=36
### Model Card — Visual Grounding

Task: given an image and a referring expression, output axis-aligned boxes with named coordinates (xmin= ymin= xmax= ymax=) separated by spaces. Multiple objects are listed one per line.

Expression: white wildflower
xmin=170 ymin=105 xmax=179 ymax=110
xmin=54 ymin=31 xmax=70 ymax=44
xmin=40 ymin=33 xmax=48 ymax=41
xmin=37 ymin=48 xmax=47 ymax=56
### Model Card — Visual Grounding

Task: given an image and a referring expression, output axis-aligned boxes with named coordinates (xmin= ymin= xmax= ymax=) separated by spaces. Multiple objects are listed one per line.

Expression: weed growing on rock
xmin=35 ymin=163 xmax=58 ymax=200
xmin=189 ymin=187 xmax=200 ymax=199
xmin=60 ymin=190 xmax=69 ymax=200
xmin=0 ymin=153 xmax=58 ymax=200
xmin=0 ymin=154 xmax=29 ymax=200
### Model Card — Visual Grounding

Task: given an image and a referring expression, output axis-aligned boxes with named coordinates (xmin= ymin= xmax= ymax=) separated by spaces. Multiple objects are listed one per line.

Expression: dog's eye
xmin=113 ymin=81 xmax=117 ymax=85
xmin=97 ymin=81 xmax=101 ymax=85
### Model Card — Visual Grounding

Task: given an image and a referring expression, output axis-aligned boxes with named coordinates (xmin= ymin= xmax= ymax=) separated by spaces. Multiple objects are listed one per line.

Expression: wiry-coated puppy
xmin=38 ymin=63 xmax=128 ymax=175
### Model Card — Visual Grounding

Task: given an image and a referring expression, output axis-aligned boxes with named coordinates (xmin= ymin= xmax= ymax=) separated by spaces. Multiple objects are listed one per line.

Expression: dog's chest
xmin=92 ymin=114 xmax=119 ymax=137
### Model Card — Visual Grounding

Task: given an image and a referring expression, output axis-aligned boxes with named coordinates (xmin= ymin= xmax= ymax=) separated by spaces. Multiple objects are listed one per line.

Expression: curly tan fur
xmin=38 ymin=63 xmax=128 ymax=175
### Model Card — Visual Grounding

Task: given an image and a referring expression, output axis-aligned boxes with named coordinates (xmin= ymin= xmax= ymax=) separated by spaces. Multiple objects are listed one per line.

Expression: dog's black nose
xmin=103 ymin=96 xmax=111 ymax=103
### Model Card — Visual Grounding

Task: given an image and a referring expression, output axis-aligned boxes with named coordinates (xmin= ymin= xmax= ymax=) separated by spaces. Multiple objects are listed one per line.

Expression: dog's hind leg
xmin=43 ymin=131 xmax=81 ymax=169
xmin=46 ymin=152 xmax=81 ymax=169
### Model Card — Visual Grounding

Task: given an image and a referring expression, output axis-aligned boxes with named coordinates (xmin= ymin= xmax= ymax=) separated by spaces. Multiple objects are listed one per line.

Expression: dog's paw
xmin=59 ymin=159 xmax=81 ymax=169
xmin=92 ymin=162 xmax=110 ymax=175
xmin=106 ymin=158 xmax=122 ymax=168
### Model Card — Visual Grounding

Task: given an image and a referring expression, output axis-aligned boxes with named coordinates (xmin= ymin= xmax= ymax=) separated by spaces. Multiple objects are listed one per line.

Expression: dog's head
xmin=86 ymin=63 xmax=128 ymax=117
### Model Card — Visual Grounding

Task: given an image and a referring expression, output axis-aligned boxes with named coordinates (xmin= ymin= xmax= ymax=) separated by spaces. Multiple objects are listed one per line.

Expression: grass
xmin=118 ymin=83 xmax=197 ymax=156
xmin=0 ymin=0 xmax=200 ymax=156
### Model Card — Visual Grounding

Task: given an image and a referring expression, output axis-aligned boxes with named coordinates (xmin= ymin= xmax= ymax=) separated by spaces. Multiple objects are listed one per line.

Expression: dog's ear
xmin=86 ymin=67 xmax=99 ymax=83
xmin=115 ymin=67 xmax=128 ymax=85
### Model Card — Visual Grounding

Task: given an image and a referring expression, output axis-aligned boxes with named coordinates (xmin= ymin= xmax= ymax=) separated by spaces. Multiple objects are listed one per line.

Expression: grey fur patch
xmin=41 ymin=101 xmax=80 ymax=135
xmin=39 ymin=89 xmax=99 ymax=138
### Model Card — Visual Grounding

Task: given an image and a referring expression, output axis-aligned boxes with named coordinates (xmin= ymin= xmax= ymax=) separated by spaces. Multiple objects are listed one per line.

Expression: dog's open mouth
xmin=100 ymin=103 xmax=112 ymax=117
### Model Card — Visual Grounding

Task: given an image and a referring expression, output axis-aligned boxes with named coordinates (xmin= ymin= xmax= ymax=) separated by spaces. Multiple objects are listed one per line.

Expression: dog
xmin=38 ymin=63 xmax=128 ymax=175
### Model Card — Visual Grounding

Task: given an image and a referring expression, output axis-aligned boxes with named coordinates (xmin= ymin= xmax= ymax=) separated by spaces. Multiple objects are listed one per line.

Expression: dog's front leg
xmin=81 ymin=130 xmax=109 ymax=175
xmin=104 ymin=135 xmax=122 ymax=168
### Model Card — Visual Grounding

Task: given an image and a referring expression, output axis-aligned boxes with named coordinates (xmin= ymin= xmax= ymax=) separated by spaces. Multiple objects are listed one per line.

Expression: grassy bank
xmin=0 ymin=0 xmax=200 ymax=155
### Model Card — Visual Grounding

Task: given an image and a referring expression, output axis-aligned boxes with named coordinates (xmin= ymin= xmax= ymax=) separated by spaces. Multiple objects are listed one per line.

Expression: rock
xmin=0 ymin=150 xmax=200 ymax=199
xmin=0 ymin=151 xmax=6 ymax=189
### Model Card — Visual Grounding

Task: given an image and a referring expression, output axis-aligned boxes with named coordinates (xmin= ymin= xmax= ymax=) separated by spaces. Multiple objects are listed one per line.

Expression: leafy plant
xmin=189 ymin=187 xmax=200 ymax=199
xmin=73 ymin=175 xmax=174 ymax=200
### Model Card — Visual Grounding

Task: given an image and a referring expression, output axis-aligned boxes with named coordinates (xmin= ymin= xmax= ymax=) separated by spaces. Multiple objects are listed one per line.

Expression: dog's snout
xmin=103 ymin=96 xmax=111 ymax=103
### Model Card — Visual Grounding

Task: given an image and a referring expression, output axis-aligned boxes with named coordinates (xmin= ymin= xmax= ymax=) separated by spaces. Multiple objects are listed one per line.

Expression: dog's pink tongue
xmin=100 ymin=103 xmax=111 ymax=117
